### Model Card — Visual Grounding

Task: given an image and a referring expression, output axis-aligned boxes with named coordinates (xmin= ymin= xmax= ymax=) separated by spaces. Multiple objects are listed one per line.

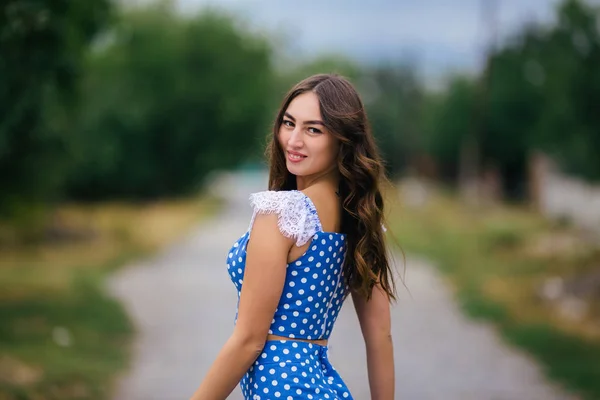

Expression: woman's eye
xmin=282 ymin=120 xmax=294 ymax=127
xmin=308 ymin=127 xmax=322 ymax=134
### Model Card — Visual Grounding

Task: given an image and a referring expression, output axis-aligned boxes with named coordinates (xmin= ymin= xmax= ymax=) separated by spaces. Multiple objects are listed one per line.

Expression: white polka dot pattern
xmin=226 ymin=190 xmax=353 ymax=399
xmin=226 ymin=190 xmax=349 ymax=340
xmin=240 ymin=340 xmax=353 ymax=399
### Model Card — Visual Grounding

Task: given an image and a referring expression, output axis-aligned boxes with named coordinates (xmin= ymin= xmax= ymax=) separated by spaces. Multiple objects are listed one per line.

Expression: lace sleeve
xmin=248 ymin=190 xmax=322 ymax=246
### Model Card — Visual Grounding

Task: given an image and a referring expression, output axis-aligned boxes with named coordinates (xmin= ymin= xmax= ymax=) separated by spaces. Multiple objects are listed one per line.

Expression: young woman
xmin=190 ymin=74 xmax=396 ymax=400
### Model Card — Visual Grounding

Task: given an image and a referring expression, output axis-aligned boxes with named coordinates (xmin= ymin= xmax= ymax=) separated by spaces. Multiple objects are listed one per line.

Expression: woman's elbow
xmin=232 ymin=329 xmax=267 ymax=356
xmin=364 ymin=326 xmax=393 ymax=348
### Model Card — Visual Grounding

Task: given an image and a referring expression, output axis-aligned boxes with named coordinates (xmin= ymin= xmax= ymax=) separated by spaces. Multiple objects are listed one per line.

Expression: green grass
xmin=389 ymin=189 xmax=600 ymax=400
xmin=0 ymin=196 xmax=220 ymax=400
xmin=0 ymin=275 xmax=132 ymax=400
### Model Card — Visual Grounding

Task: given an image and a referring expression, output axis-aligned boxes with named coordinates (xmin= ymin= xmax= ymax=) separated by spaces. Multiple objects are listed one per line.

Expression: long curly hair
xmin=265 ymin=74 xmax=397 ymax=301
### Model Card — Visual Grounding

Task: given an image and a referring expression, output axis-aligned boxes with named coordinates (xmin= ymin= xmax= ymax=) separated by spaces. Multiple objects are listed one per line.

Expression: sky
xmin=175 ymin=0 xmax=585 ymax=83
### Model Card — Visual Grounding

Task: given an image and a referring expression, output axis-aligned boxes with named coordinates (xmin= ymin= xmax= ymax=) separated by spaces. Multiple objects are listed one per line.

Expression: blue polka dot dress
xmin=226 ymin=190 xmax=354 ymax=400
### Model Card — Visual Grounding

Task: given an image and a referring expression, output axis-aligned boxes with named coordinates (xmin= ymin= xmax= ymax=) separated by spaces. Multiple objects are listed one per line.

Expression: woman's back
xmin=226 ymin=189 xmax=354 ymax=399
xmin=227 ymin=190 xmax=349 ymax=341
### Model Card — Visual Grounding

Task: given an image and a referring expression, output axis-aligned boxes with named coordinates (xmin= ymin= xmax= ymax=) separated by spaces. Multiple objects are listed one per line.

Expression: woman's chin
xmin=286 ymin=164 xmax=303 ymax=175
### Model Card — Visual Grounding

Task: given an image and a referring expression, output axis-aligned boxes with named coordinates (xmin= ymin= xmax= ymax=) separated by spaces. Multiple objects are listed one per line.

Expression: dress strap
xmin=294 ymin=190 xmax=324 ymax=233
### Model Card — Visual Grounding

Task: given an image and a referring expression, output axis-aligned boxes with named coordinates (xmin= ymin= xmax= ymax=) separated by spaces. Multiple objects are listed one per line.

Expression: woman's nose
xmin=288 ymin=128 xmax=304 ymax=148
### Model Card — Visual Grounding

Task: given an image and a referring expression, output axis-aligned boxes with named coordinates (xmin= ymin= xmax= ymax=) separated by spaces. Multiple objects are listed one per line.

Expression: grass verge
xmin=388 ymin=187 xmax=600 ymax=400
xmin=0 ymin=196 xmax=220 ymax=400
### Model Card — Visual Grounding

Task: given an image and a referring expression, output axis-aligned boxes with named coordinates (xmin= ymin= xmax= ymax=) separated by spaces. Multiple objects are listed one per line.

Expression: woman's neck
xmin=296 ymin=168 xmax=340 ymax=193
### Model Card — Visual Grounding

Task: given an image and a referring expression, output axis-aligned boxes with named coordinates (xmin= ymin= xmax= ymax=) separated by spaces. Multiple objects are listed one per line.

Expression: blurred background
xmin=1 ymin=0 xmax=600 ymax=399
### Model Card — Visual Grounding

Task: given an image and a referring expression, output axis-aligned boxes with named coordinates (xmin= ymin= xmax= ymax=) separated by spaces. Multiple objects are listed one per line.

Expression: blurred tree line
xmin=1 ymin=0 xmax=113 ymax=222
xmin=1 ymin=0 xmax=599 ymax=233
xmin=422 ymin=0 xmax=600 ymax=197
xmin=67 ymin=4 xmax=273 ymax=200
xmin=1 ymin=0 xmax=272 ymax=211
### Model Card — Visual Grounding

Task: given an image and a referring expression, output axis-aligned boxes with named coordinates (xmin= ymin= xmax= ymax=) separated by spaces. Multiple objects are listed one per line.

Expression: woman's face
xmin=278 ymin=91 xmax=339 ymax=178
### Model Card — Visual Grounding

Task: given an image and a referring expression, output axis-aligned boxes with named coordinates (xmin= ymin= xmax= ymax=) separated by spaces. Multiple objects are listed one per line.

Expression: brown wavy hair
xmin=265 ymin=73 xmax=397 ymax=301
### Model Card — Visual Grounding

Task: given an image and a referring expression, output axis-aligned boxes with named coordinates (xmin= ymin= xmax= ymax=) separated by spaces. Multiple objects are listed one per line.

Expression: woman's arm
xmin=352 ymin=284 xmax=395 ymax=400
xmin=189 ymin=212 xmax=293 ymax=400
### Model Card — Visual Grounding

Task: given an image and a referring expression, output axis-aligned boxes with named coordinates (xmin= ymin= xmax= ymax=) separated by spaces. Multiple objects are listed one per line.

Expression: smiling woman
xmin=190 ymin=74 xmax=396 ymax=400
xmin=279 ymin=92 xmax=340 ymax=190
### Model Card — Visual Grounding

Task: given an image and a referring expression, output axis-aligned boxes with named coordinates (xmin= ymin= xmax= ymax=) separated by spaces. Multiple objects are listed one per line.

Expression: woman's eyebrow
xmin=284 ymin=112 xmax=324 ymax=125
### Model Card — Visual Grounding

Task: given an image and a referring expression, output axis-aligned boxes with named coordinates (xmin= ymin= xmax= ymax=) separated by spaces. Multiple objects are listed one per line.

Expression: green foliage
xmin=3 ymin=0 xmax=599 ymax=211
xmin=422 ymin=76 xmax=477 ymax=180
xmin=482 ymin=221 xmax=525 ymax=251
xmin=361 ymin=65 xmax=426 ymax=177
xmin=0 ymin=0 xmax=113 ymax=216
xmin=0 ymin=273 xmax=132 ymax=399
xmin=65 ymin=5 xmax=274 ymax=199
xmin=505 ymin=323 xmax=600 ymax=400
xmin=533 ymin=0 xmax=600 ymax=180
xmin=483 ymin=0 xmax=600 ymax=192
xmin=419 ymin=0 xmax=600 ymax=195
xmin=275 ymin=54 xmax=362 ymax=89
xmin=483 ymin=34 xmax=544 ymax=197
xmin=458 ymin=286 xmax=509 ymax=323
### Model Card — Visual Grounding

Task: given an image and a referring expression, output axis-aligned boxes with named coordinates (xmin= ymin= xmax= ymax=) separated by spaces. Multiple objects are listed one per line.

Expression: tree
xmin=483 ymin=28 xmax=546 ymax=197
xmin=534 ymin=0 xmax=600 ymax=180
xmin=360 ymin=64 xmax=426 ymax=178
xmin=421 ymin=0 xmax=600 ymax=199
xmin=66 ymin=4 xmax=274 ymax=199
xmin=422 ymin=76 xmax=477 ymax=182
xmin=0 ymin=0 xmax=113 ymax=217
xmin=483 ymin=0 xmax=600 ymax=191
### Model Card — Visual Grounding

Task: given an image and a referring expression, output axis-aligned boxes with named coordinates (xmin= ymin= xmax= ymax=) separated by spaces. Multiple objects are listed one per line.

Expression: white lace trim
xmin=248 ymin=190 xmax=323 ymax=247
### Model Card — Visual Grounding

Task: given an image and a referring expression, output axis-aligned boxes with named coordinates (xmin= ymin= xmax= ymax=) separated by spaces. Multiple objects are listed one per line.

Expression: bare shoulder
xmin=300 ymin=184 xmax=336 ymax=209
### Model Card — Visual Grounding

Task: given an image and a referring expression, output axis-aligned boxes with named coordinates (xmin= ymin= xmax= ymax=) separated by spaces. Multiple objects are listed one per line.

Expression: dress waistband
xmin=258 ymin=339 xmax=329 ymax=365
xmin=266 ymin=334 xmax=327 ymax=347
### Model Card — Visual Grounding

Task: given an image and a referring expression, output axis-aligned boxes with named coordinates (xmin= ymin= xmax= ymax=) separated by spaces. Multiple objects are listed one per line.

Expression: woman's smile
xmin=287 ymin=150 xmax=307 ymax=163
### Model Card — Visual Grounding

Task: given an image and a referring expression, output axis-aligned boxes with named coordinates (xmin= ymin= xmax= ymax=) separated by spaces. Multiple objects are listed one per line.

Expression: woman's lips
xmin=287 ymin=151 xmax=307 ymax=163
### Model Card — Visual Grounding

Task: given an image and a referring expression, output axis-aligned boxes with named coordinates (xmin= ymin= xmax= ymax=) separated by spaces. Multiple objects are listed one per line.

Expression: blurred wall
xmin=532 ymin=152 xmax=600 ymax=238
